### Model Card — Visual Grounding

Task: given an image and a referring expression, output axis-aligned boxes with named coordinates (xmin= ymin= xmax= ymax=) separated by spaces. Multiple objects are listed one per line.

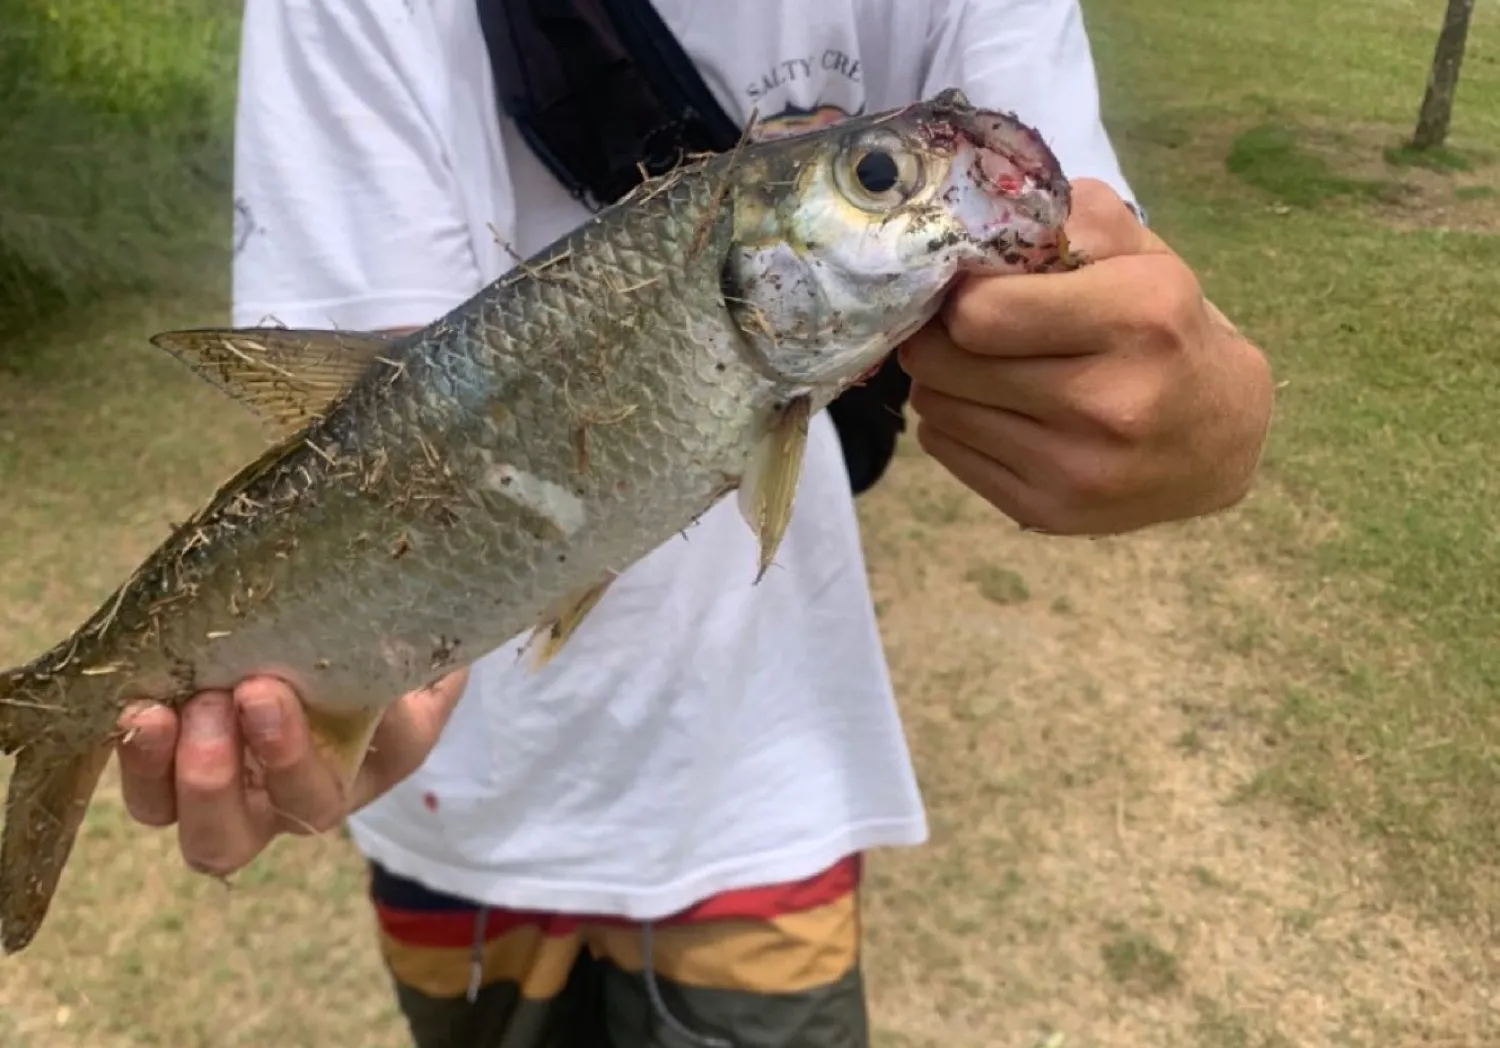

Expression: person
xmin=116 ymin=1 xmax=1274 ymax=1045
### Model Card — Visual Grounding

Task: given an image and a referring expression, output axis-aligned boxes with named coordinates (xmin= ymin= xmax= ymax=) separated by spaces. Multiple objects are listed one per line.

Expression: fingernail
xmin=182 ymin=694 xmax=229 ymax=741
xmin=120 ymin=701 xmax=159 ymax=732
xmin=239 ymin=692 xmax=282 ymax=746
xmin=119 ymin=703 xmax=164 ymax=753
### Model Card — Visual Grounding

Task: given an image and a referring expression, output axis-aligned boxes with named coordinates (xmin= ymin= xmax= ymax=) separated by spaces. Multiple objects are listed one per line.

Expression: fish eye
xmin=836 ymin=137 xmax=924 ymax=210
xmin=855 ymin=150 xmax=899 ymax=194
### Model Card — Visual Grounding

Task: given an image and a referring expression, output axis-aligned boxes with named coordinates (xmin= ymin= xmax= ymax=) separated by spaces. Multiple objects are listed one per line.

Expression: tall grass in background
xmin=0 ymin=0 xmax=239 ymax=334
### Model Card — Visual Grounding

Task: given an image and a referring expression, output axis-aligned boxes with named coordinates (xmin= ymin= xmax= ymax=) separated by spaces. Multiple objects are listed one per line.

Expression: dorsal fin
xmin=149 ymin=327 xmax=398 ymax=436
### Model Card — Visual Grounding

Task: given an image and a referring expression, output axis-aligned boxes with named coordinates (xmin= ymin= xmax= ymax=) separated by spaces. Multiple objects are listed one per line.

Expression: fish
xmin=0 ymin=87 xmax=1076 ymax=955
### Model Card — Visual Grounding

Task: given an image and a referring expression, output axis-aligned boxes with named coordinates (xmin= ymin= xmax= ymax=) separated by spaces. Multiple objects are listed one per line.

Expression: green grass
xmin=1100 ymin=927 xmax=1182 ymax=996
xmin=1226 ymin=123 xmax=1400 ymax=207
xmin=1383 ymin=142 xmax=1479 ymax=172
xmin=1453 ymin=184 xmax=1498 ymax=201
xmin=964 ymin=563 xmax=1032 ymax=606
xmin=0 ymin=0 xmax=238 ymax=333
xmin=1085 ymin=0 xmax=1500 ymax=920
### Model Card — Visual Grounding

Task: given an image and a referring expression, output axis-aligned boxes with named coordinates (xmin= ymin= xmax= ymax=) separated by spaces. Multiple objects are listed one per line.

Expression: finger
xmin=911 ymin=383 xmax=1155 ymax=535
xmin=235 ymin=676 xmax=347 ymax=836
xmin=941 ymin=245 xmax=1200 ymax=363
xmin=913 ymin=420 xmax=1055 ymax=532
xmin=908 ymin=383 xmax=1056 ymax=490
xmin=1063 ymin=178 xmax=1162 ymax=263
xmin=898 ymin=322 xmax=996 ymax=404
xmin=175 ymin=690 xmax=270 ymax=876
xmin=117 ymin=702 xmax=181 ymax=828
xmin=353 ymin=668 xmax=470 ymax=811
xmin=903 ymin=317 xmax=1155 ymax=434
xmin=913 ymin=385 xmax=1171 ymax=536
xmin=900 ymin=322 xmax=1113 ymax=423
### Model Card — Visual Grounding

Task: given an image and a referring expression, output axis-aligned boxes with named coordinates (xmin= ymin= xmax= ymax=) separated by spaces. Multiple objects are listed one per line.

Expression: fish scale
xmin=181 ymin=168 xmax=762 ymax=719
xmin=0 ymin=88 xmax=1077 ymax=955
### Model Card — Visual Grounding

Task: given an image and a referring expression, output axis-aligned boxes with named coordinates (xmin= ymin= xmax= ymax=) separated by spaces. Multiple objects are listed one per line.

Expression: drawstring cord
xmin=467 ymin=904 xmax=489 ymax=1003
xmin=641 ymin=921 xmax=734 ymax=1048
xmin=463 ymin=906 xmax=733 ymax=1047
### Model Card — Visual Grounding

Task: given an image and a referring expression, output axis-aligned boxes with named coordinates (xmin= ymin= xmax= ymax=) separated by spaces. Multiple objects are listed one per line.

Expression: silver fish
xmin=0 ymin=87 xmax=1074 ymax=954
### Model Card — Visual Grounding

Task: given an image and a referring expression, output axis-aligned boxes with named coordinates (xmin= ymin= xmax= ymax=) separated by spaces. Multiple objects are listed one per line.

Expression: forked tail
xmin=0 ymin=667 xmax=111 ymax=954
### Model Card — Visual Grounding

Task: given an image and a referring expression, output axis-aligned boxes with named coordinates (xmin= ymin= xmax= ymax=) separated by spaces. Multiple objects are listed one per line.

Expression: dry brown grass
xmin=0 ymin=292 xmax=1495 ymax=1047
xmin=858 ymin=449 xmax=1498 ymax=1047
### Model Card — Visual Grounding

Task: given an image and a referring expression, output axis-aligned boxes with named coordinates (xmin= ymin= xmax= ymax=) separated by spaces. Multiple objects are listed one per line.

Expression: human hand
xmin=115 ymin=670 xmax=469 ymax=877
xmin=898 ymin=177 xmax=1274 ymax=536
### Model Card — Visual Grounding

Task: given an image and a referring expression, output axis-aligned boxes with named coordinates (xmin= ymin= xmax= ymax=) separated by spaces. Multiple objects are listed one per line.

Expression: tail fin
xmin=0 ymin=666 xmax=23 ymax=752
xmin=0 ymin=670 xmax=112 ymax=954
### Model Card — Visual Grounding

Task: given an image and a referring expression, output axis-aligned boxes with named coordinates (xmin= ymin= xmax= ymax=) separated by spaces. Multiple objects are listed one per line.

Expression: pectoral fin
xmin=737 ymin=395 xmax=812 ymax=583
xmin=523 ymin=573 xmax=618 ymax=672
xmin=302 ymin=704 xmax=384 ymax=792
xmin=150 ymin=327 xmax=399 ymax=437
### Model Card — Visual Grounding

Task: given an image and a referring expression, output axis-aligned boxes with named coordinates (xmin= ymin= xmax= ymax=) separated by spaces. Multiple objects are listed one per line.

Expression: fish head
xmin=723 ymin=87 xmax=1074 ymax=392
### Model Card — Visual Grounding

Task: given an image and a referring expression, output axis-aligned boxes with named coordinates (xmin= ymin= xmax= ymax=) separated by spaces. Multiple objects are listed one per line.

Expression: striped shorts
xmin=368 ymin=854 xmax=870 ymax=1048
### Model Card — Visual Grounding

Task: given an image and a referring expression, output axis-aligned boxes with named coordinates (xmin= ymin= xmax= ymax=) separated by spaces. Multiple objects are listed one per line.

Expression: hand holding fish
xmin=898 ymin=178 xmax=1273 ymax=536
xmin=116 ymin=671 xmax=467 ymax=876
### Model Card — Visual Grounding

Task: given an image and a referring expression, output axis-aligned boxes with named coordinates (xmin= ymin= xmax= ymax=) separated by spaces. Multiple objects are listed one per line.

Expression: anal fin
xmin=737 ymin=395 xmax=812 ymax=583
xmin=301 ymin=704 xmax=384 ymax=793
xmin=523 ymin=574 xmax=617 ymax=672
xmin=149 ymin=326 xmax=400 ymax=438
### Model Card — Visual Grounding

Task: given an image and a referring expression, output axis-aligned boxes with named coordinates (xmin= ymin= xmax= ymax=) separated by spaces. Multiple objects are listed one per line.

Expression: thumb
xmin=1063 ymin=177 xmax=1167 ymax=263
xmin=352 ymin=668 xmax=470 ymax=810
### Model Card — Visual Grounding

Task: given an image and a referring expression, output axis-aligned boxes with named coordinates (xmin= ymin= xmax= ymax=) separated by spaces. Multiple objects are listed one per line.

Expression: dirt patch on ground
xmin=855 ymin=448 xmax=1498 ymax=1047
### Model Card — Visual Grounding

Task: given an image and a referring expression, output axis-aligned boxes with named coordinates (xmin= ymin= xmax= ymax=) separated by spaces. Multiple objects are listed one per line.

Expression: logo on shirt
xmin=745 ymin=49 xmax=863 ymax=103
xmin=742 ymin=47 xmax=865 ymax=142
xmin=753 ymin=102 xmax=863 ymax=142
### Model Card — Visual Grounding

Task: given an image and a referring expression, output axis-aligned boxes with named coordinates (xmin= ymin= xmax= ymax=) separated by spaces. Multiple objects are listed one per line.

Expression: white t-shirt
xmin=230 ymin=0 xmax=1135 ymax=920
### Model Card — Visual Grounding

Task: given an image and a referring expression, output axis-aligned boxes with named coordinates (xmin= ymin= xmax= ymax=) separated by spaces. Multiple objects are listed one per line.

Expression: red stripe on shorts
xmin=374 ymin=853 xmax=862 ymax=949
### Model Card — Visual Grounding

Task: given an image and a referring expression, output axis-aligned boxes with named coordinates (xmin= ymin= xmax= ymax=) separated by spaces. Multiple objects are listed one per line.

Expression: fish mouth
xmin=923 ymin=92 xmax=1072 ymax=269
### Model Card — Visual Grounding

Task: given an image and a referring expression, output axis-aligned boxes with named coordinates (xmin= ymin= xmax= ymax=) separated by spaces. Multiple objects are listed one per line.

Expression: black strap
xmin=474 ymin=0 xmax=741 ymax=209
xmin=475 ymin=0 xmax=911 ymax=494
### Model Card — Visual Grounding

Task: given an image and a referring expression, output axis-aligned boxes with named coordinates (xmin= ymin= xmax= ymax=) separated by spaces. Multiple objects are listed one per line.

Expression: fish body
xmin=0 ymin=88 xmax=1075 ymax=954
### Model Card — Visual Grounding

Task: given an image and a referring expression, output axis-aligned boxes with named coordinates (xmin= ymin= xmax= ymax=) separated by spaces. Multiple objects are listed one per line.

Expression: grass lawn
xmin=1084 ymin=0 xmax=1500 ymax=924
xmin=0 ymin=1 xmax=1497 ymax=1046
